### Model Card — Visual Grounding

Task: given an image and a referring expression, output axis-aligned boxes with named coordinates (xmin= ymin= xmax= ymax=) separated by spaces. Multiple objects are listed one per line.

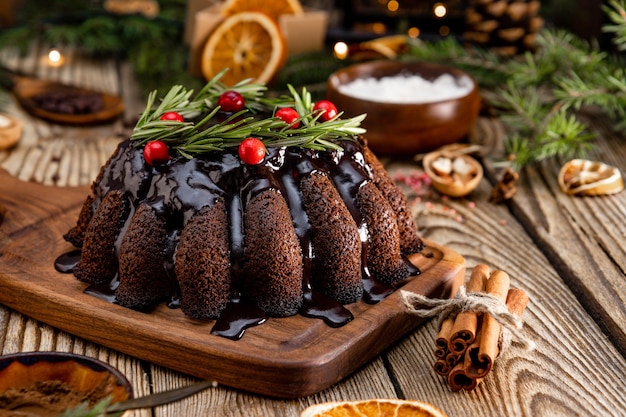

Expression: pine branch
xmin=603 ymin=0 xmax=626 ymax=51
xmin=405 ymin=1 xmax=626 ymax=169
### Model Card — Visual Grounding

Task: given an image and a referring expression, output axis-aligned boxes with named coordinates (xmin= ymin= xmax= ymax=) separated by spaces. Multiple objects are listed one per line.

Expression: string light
xmin=372 ymin=22 xmax=386 ymax=34
xmin=46 ymin=48 xmax=65 ymax=67
xmin=407 ymin=27 xmax=420 ymax=38
xmin=433 ymin=2 xmax=447 ymax=18
xmin=387 ymin=0 xmax=399 ymax=12
xmin=333 ymin=41 xmax=349 ymax=60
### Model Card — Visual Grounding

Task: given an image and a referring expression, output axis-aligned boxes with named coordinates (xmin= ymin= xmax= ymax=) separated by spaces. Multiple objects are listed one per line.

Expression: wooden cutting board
xmin=0 ymin=169 xmax=465 ymax=398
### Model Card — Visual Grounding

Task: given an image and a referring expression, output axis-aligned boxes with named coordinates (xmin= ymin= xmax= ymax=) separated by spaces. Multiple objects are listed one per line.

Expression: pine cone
xmin=463 ymin=0 xmax=544 ymax=56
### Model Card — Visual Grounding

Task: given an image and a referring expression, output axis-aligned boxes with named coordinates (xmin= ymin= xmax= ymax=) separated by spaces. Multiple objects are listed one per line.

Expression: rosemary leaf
xmin=130 ymin=76 xmax=367 ymax=157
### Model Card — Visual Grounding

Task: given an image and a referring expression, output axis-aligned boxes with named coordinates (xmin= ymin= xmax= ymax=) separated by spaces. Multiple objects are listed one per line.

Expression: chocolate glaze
xmin=54 ymin=250 xmax=81 ymax=273
xmin=211 ymin=298 xmax=268 ymax=340
xmin=56 ymin=137 xmax=421 ymax=340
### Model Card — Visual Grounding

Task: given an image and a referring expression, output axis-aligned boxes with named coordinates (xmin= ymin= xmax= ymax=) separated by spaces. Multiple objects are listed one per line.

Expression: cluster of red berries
xmin=143 ymin=91 xmax=339 ymax=167
xmin=142 ymin=111 xmax=182 ymax=166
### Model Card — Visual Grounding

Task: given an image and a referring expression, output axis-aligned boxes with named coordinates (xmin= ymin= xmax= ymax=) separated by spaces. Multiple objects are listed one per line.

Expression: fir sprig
xmin=130 ymin=71 xmax=366 ymax=157
xmin=405 ymin=1 xmax=626 ymax=169
xmin=603 ymin=0 xmax=626 ymax=51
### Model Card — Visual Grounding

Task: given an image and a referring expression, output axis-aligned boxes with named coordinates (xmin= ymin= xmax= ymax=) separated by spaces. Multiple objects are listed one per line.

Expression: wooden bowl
xmin=11 ymin=76 xmax=124 ymax=125
xmin=0 ymin=113 xmax=23 ymax=150
xmin=0 ymin=352 xmax=133 ymax=414
xmin=326 ymin=60 xmax=481 ymax=156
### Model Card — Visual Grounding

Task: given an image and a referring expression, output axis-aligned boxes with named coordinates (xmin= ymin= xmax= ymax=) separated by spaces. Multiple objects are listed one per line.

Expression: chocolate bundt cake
xmin=56 ymin=75 xmax=424 ymax=339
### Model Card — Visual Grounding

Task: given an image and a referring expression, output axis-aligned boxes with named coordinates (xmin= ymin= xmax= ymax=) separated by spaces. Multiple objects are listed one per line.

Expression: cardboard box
xmin=189 ymin=6 xmax=328 ymax=78
xmin=184 ymin=0 xmax=220 ymax=45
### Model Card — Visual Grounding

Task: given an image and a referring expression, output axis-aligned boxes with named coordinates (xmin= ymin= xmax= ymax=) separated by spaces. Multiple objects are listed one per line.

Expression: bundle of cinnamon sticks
xmin=433 ymin=264 xmax=529 ymax=391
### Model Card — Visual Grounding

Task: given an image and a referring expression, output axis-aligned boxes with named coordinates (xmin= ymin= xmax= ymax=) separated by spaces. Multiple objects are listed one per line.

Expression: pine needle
xmin=404 ymin=1 xmax=626 ymax=168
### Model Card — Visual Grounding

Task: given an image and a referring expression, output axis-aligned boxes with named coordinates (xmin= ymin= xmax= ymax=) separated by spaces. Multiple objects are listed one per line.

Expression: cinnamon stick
xmin=435 ymin=317 xmax=454 ymax=359
xmin=447 ymin=362 xmax=478 ymax=392
xmin=504 ymin=288 xmax=529 ymax=317
xmin=434 ymin=358 xmax=450 ymax=376
xmin=433 ymin=314 xmax=455 ymax=376
xmin=448 ymin=264 xmax=489 ymax=354
xmin=460 ymin=287 xmax=529 ymax=389
xmin=464 ymin=269 xmax=510 ymax=378
xmin=445 ymin=351 xmax=461 ymax=369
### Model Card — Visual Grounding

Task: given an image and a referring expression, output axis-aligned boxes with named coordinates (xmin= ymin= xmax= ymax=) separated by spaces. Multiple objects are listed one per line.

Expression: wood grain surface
xmin=1 ymin=45 xmax=625 ymax=416
xmin=0 ymin=168 xmax=464 ymax=397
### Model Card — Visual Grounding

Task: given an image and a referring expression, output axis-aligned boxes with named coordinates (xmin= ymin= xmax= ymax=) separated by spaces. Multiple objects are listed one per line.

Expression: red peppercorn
xmin=238 ymin=137 xmax=266 ymax=165
xmin=218 ymin=90 xmax=245 ymax=113
xmin=160 ymin=111 xmax=184 ymax=122
xmin=276 ymin=107 xmax=300 ymax=129
xmin=143 ymin=140 xmax=171 ymax=166
xmin=313 ymin=100 xmax=338 ymax=122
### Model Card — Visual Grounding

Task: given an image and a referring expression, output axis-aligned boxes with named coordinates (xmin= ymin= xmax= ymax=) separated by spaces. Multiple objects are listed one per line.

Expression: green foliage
xmin=131 ymin=70 xmax=366 ymax=157
xmin=274 ymin=51 xmax=354 ymax=101
xmin=59 ymin=396 xmax=123 ymax=417
xmin=0 ymin=0 xmax=197 ymax=94
xmin=603 ymin=0 xmax=626 ymax=51
xmin=404 ymin=3 xmax=626 ymax=169
xmin=401 ymin=36 xmax=510 ymax=89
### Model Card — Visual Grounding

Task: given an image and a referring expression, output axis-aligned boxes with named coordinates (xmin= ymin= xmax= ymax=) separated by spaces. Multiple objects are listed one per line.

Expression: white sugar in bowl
xmin=326 ymin=60 xmax=481 ymax=156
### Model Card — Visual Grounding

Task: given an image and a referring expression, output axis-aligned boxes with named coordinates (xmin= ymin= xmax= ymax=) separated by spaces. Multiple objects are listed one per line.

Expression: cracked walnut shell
xmin=423 ymin=146 xmax=483 ymax=197
xmin=558 ymin=159 xmax=624 ymax=196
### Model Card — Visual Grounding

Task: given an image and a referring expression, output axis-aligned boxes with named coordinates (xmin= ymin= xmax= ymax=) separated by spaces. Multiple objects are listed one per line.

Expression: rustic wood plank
xmin=480 ymin=111 xmax=626 ymax=356
xmin=0 ymin=43 xmax=127 ymax=186
xmin=148 ymin=358 xmax=399 ymax=417
xmin=2 ymin=42 xmax=626 ymax=417
xmin=0 ymin=304 xmax=152 ymax=417
xmin=378 ymin=171 xmax=626 ymax=417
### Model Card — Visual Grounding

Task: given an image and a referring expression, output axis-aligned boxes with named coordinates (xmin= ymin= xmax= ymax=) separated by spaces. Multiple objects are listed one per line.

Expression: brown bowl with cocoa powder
xmin=0 ymin=351 xmax=133 ymax=416
xmin=326 ymin=60 xmax=481 ymax=156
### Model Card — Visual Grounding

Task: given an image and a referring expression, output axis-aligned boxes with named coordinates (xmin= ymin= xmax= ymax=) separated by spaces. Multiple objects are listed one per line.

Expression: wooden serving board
xmin=0 ymin=169 xmax=465 ymax=398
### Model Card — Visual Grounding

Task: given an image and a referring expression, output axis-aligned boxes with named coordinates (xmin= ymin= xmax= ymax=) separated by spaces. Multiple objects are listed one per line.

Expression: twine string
xmin=400 ymin=287 xmax=535 ymax=352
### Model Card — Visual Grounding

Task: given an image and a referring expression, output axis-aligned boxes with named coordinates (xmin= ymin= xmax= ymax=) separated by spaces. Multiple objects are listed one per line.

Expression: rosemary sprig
xmin=59 ymin=396 xmax=121 ymax=417
xmin=130 ymin=70 xmax=366 ymax=157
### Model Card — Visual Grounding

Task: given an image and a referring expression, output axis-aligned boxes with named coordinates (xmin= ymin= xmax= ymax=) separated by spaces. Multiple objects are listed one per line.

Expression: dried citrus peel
xmin=558 ymin=159 xmax=624 ymax=196
xmin=221 ymin=0 xmax=303 ymax=21
xmin=201 ymin=11 xmax=286 ymax=85
xmin=300 ymin=399 xmax=448 ymax=417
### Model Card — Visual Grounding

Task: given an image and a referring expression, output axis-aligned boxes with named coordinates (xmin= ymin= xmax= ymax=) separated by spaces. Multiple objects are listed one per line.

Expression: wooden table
xmin=1 ymin=46 xmax=625 ymax=417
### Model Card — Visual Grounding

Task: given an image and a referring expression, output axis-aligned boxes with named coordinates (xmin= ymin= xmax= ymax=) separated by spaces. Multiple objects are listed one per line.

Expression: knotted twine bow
xmin=400 ymin=286 xmax=535 ymax=352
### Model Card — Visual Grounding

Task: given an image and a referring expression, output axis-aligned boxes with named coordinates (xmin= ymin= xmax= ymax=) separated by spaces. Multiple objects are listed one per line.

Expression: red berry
xmin=276 ymin=107 xmax=300 ymax=129
xmin=143 ymin=140 xmax=170 ymax=166
xmin=313 ymin=100 xmax=338 ymax=121
xmin=238 ymin=137 xmax=266 ymax=165
xmin=218 ymin=90 xmax=245 ymax=113
xmin=160 ymin=111 xmax=184 ymax=122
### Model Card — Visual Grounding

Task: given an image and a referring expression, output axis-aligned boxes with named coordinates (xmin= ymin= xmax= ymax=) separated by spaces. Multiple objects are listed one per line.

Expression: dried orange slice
xmin=558 ymin=159 xmax=624 ymax=196
xmin=201 ymin=11 xmax=286 ymax=86
xmin=221 ymin=0 xmax=303 ymax=21
xmin=300 ymin=399 xmax=449 ymax=417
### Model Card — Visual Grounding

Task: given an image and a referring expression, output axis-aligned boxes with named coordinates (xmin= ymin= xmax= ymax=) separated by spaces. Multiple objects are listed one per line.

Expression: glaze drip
xmin=57 ymin=137 xmax=421 ymax=340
